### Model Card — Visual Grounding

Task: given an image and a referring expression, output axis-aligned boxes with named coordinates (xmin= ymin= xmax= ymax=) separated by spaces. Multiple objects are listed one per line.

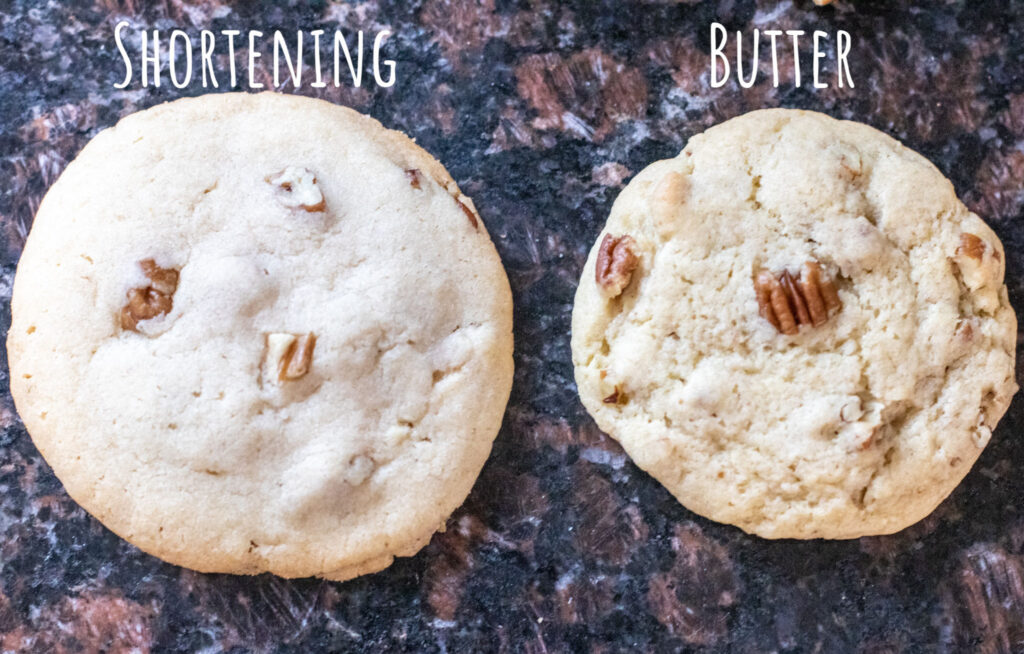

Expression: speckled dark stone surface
xmin=1 ymin=1 xmax=1024 ymax=652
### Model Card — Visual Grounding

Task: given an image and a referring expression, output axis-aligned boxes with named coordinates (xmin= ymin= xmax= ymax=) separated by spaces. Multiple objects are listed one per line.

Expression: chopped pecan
xmin=650 ymin=171 xmax=688 ymax=236
xmin=595 ymin=233 xmax=639 ymax=298
xmin=953 ymin=232 xmax=1002 ymax=313
xmin=403 ymin=168 xmax=477 ymax=229
xmin=457 ymin=197 xmax=479 ymax=230
xmin=120 ymin=259 xmax=179 ymax=331
xmin=264 ymin=332 xmax=317 ymax=383
xmin=405 ymin=168 xmax=422 ymax=190
xmin=754 ymin=260 xmax=841 ymax=335
xmin=603 ymin=385 xmax=623 ymax=404
xmin=283 ymin=333 xmax=316 ymax=379
xmin=956 ymin=233 xmax=986 ymax=261
xmin=267 ymin=167 xmax=325 ymax=212
xmin=139 ymin=259 xmax=178 ymax=295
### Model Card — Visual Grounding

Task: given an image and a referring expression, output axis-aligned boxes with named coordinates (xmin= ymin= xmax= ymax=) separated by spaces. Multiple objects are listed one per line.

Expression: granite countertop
xmin=1 ymin=0 xmax=1024 ymax=652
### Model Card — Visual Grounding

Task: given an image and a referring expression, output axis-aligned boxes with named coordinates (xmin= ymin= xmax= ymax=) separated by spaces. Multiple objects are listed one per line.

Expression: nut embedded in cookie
xmin=797 ymin=261 xmax=842 ymax=325
xmin=953 ymin=232 xmax=1002 ymax=313
xmin=595 ymin=233 xmax=639 ymax=298
xmin=405 ymin=168 xmax=423 ymax=190
xmin=956 ymin=233 xmax=988 ymax=262
xmin=456 ymin=196 xmax=479 ymax=230
xmin=263 ymin=332 xmax=317 ymax=384
xmin=650 ymin=171 xmax=689 ymax=237
xmin=120 ymin=259 xmax=179 ymax=331
xmin=603 ymin=385 xmax=625 ymax=405
xmin=267 ymin=166 xmax=326 ymax=212
xmin=754 ymin=260 xmax=841 ymax=335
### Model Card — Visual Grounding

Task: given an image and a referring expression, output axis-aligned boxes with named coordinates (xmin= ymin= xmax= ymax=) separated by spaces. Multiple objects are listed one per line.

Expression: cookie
xmin=572 ymin=108 xmax=1017 ymax=539
xmin=8 ymin=92 xmax=514 ymax=579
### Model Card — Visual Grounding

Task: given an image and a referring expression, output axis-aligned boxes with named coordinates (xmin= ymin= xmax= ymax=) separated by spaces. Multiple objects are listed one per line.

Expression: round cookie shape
xmin=8 ymin=92 xmax=514 ymax=579
xmin=572 ymin=109 xmax=1017 ymax=539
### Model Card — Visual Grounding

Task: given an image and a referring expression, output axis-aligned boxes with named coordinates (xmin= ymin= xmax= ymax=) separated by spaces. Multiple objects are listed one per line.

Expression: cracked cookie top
xmin=571 ymin=108 xmax=1017 ymax=539
xmin=7 ymin=92 xmax=514 ymax=579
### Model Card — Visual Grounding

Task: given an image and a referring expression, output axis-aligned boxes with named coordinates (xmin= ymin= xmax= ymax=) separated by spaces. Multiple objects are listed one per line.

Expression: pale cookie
xmin=8 ymin=92 xmax=514 ymax=579
xmin=572 ymin=108 xmax=1017 ymax=539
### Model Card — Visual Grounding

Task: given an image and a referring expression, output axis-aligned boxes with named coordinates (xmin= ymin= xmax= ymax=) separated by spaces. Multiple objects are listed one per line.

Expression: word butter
xmin=709 ymin=23 xmax=854 ymax=89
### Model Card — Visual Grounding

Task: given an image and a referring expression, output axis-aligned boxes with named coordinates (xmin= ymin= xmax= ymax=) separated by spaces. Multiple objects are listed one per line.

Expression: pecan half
xmin=595 ymin=234 xmax=639 ymax=298
xmin=264 ymin=332 xmax=317 ymax=383
xmin=267 ymin=167 xmax=325 ymax=212
xmin=120 ymin=259 xmax=179 ymax=331
xmin=754 ymin=261 xmax=841 ymax=335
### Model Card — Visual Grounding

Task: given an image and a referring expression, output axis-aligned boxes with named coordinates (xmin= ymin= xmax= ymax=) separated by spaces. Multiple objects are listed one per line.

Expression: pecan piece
xmin=403 ymin=167 xmax=478 ymax=229
xmin=457 ymin=197 xmax=479 ymax=230
xmin=779 ymin=270 xmax=811 ymax=326
xmin=650 ymin=171 xmax=689 ymax=237
xmin=956 ymin=233 xmax=986 ymax=261
xmin=264 ymin=332 xmax=317 ymax=383
xmin=754 ymin=261 xmax=842 ymax=335
xmin=405 ymin=168 xmax=422 ymax=190
xmin=755 ymin=270 xmax=796 ymax=335
xmin=120 ymin=259 xmax=179 ymax=331
xmin=603 ymin=385 xmax=624 ymax=405
xmin=595 ymin=234 xmax=639 ymax=298
xmin=267 ymin=167 xmax=325 ymax=212
xmin=797 ymin=261 xmax=841 ymax=326
xmin=953 ymin=232 xmax=1002 ymax=313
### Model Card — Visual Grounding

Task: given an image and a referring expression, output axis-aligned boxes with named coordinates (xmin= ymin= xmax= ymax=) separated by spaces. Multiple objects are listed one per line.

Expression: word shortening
xmin=709 ymin=22 xmax=854 ymax=89
xmin=113 ymin=22 xmax=396 ymax=90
